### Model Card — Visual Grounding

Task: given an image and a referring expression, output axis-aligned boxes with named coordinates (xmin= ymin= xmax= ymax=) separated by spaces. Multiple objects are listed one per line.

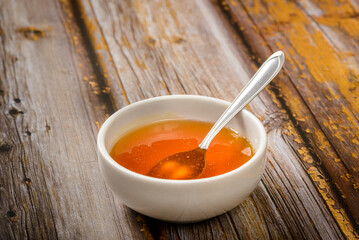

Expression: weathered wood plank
xmin=1 ymin=0 xmax=358 ymax=239
xmin=220 ymin=0 xmax=359 ymax=236
xmin=0 ymin=0 xmax=143 ymax=239
xmin=85 ymin=0 xmax=355 ymax=238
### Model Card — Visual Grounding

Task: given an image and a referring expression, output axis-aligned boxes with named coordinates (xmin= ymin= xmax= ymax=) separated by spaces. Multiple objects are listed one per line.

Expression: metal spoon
xmin=148 ymin=51 xmax=285 ymax=180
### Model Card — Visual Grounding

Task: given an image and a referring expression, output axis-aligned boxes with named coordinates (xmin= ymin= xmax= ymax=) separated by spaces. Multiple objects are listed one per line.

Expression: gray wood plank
xmin=0 ymin=0 xmax=143 ymax=239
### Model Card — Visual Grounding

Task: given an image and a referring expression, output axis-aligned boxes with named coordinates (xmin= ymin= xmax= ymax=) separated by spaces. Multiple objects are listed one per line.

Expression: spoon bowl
xmin=148 ymin=147 xmax=206 ymax=179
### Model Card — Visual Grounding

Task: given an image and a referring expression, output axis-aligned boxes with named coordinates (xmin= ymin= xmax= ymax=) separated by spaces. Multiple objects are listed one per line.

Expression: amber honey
xmin=110 ymin=119 xmax=254 ymax=179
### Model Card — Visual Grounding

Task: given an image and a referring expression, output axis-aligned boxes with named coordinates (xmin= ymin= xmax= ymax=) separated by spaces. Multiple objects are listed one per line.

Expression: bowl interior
xmin=100 ymin=95 xmax=265 ymax=167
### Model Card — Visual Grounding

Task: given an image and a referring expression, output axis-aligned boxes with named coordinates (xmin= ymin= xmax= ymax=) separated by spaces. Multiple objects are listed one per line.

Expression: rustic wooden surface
xmin=0 ymin=0 xmax=358 ymax=239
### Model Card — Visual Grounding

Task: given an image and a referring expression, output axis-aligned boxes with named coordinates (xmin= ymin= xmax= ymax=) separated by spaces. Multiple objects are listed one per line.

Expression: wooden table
xmin=1 ymin=0 xmax=358 ymax=239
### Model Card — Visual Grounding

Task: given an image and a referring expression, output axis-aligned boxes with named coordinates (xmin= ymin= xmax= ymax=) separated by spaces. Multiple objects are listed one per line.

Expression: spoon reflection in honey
xmin=148 ymin=51 xmax=285 ymax=180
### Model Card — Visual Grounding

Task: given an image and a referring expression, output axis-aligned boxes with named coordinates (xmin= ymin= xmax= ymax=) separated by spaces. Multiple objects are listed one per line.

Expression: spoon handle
xmin=199 ymin=51 xmax=285 ymax=150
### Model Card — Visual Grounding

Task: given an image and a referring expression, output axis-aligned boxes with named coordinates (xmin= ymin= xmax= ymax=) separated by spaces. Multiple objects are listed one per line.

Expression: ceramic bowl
xmin=97 ymin=95 xmax=267 ymax=222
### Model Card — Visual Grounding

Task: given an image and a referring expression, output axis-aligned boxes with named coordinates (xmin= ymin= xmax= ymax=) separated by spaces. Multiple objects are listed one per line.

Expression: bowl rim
xmin=97 ymin=95 xmax=267 ymax=185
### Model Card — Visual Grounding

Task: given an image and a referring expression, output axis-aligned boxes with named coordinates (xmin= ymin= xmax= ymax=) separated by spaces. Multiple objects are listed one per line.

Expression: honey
xmin=110 ymin=119 xmax=254 ymax=179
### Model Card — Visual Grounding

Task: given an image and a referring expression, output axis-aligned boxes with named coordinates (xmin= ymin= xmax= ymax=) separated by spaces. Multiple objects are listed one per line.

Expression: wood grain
xmin=220 ymin=0 xmax=359 ymax=233
xmin=0 ymin=0 xmax=142 ymax=239
xmin=84 ymin=0 xmax=357 ymax=238
xmin=0 ymin=0 xmax=358 ymax=239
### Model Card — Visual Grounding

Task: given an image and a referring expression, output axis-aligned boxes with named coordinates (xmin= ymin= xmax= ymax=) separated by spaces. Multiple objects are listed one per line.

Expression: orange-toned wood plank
xmin=222 ymin=0 xmax=359 ymax=236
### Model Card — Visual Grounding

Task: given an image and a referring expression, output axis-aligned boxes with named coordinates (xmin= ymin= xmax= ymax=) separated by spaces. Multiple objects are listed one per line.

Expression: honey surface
xmin=110 ymin=119 xmax=254 ymax=179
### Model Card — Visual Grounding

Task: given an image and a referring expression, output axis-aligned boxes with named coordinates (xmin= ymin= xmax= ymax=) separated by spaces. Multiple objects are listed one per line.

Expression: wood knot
xmin=9 ymin=108 xmax=24 ymax=117
xmin=0 ymin=143 xmax=12 ymax=152
xmin=14 ymin=98 xmax=21 ymax=103
xmin=7 ymin=210 xmax=16 ymax=218
xmin=145 ymin=36 xmax=157 ymax=48
xmin=16 ymin=27 xmax=46 ymax=41
xmin=24 ymin=178 xmax=32 ymax=185
xmin=6 ymin=210 xmax=18 ymax=222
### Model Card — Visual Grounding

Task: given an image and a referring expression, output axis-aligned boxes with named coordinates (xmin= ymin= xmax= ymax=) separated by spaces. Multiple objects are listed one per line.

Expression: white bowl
xmin=97 ymin=95 xmax=267 ymax=222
